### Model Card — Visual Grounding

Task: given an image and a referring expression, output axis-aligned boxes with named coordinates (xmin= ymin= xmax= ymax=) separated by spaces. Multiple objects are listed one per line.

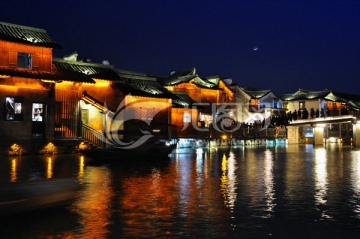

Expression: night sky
xmin=1 ymin=0 xmax=360 ymax=95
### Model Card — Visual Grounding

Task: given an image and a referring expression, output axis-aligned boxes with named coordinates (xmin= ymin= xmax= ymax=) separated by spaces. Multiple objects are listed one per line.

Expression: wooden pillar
xmin=287 ymin=126 xmax=300 ymax=144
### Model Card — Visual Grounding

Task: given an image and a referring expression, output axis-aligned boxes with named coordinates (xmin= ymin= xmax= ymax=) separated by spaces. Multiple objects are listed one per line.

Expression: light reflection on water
xmin=263 ymin=149 xmax=275 ymax=218
xmin=69 ymin=166 xmax=113 ymax=238
xmin=1 ymin=145 xmax=360 ymax=238
xmin=351 ymin=151 xmax=360 ymax=218
xmin=314 ymin=148 xmax=332 ymax=220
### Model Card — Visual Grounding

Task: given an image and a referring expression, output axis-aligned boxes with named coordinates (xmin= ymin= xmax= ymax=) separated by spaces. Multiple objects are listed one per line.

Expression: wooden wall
xmin=0 ymin=40 xmax=53 ymax=72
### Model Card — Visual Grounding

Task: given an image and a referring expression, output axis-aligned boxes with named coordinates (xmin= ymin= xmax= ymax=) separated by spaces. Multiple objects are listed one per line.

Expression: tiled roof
xmin=205 ymin=76 xmax=220 ymax=85
xmin=282 ymin=89 xmax=360 ymax=109
xmin=53 ymin=58 xmax=122 ymax=83
xmin=326 ymin=92 xmax=360 ymax=109
xmin=281 ymin=89 xmax=330 ymax=101
xmin=161 ymin=68 xmax=225 ymax=90
xmin=242 ymin=88 xmax=272 ymax=99
xmin=192 ymin=76 xmax=220 ymax=89
xmin=114 ymin=71 xmax=200 ymax=106
xmin=326 ymin=92 xmax=360 ymax=103
xmin=0 ymin=62 xmax=95 ymax=84
xmin=0 ymin=67 xmax=62 ymax=81
xmin=171 ymin=91 xmax=197 ymax=108
xmin=114 ymin=73 xmax=175 ymax=99
xmin=162 ymin=68 xmax=197 ymax=86
xmin=0 ymin=21 xmax=61 ymax=49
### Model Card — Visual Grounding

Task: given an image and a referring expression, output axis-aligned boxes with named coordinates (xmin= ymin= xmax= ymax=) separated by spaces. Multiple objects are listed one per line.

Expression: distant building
xmin=281 ymin=88 xmax=360 ymax=119
xmin=282 ymin=88 xmax=360 ymax=144
xmin=162 ymin=68 xmax=234 ymax=129
xmin=231 ymin=86 xmax=283 ymax=127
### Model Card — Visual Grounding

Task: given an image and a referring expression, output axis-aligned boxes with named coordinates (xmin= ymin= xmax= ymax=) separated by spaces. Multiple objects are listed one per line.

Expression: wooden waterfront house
xmin=52 ymin=55 xmax=123 ymax=149
xmin=0 ymin=21 xmax=61 ymax=154
xmin=162 ymin=68 xmax=234 ymax=130
xmin=112 ymin=71 xmax=189 ymax=141
xmin=50 ymin=56 xmax=187 ymax=149
xmin=281 ymin=88 xmax=360 ymax=118
xmin=281 ymin=89 xmax=331 ymax=118
xmin=169 ymin=91 xmax=199 ymax=138
xmin=282 ymin=88 xmax=360 ymax=144
xmin=231 ymin=86 xmax=283 ymax=126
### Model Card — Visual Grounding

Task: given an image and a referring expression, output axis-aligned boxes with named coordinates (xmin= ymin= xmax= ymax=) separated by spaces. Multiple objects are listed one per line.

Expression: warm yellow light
xmin=222 ymin=134 xmax=227 ymax=140
xmin=47 ymin=157 xmax=53 ymax=179
xmin=41 ymin=142 xmax=55 ymax=154
xmin=93 ymin=79 xmax=111 ymax=87
xmin=78 ymin=141 xmax=88 ymax=150
xmin=9 ymin=143 xmax=23 ymax=155
xmin=78 ymin=155 xmax=85 ymax=183
xmin=41 ymin=79 xmax=58 ymax=83
xmin=10 ymin=158 xmax=17 ymax=182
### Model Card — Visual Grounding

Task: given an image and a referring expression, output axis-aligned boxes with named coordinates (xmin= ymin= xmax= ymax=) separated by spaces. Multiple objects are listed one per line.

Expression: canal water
xmin=1 ymin=145 xmax=360 ymax=238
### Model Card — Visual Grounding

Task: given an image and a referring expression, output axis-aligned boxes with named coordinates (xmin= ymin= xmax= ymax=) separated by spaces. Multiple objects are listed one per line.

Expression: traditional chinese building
xmin=282 ymin=88 xmax=360 ymax=144
xmin=52 ymin=54 xmax=123 ymax=149
xmin=162 ymin=68 xmax=234 ymax=128
xmin=281 ymin=88 xmax=360 ymax=119
xmin=231 ymin=86 xmax=284 ymax=127
xmin=0 ymin=21 xmax=61 ymax=154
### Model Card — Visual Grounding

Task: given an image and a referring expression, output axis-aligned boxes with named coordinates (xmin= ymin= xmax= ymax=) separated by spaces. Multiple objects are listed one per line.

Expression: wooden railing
xmin=81 ymin=124 xmax=105 ymax=148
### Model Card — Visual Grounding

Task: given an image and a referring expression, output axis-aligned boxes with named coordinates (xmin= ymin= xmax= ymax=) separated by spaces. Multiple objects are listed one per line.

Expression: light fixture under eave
xmin=41 ymin=79 xmax=61 ymax=83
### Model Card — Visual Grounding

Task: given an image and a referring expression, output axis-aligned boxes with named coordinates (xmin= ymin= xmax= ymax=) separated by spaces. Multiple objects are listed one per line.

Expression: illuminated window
xmin=32 ymin=103 xmax=45 ymax=122
xmin=5 ymin=97 xmax=23 ymax=121
xmin=17 ymin=53 xmax=32 ymax=69
xmin=299 ymin=101 xmax=305 ymax=109
xmin=183 ymin=112 xmax=191 ymax=123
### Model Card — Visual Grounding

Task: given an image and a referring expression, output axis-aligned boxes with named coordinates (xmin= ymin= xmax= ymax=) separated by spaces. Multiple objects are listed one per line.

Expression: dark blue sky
xmin=1 ymin=0 xmax=360 ymax=95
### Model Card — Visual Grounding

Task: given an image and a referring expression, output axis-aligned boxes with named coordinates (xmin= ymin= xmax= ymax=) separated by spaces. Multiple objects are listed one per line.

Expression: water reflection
xmin=220 ymin=151 xmax=237 ymax=210
xmin=314 ymin=148 xmax=331 ymax=219
xmin=46 ymin=157 xmax=53 ymax=179
xmin=69 ymin=166 xmax=113 ymax=238
xmin=78 ymin=155 xmax=85 ymax=183
xmin=196 ymin=148 xmax=204 ymax=186
xmin=10 ymin=158 xmax=17 ymax=182
xmin=314 ymin=148 xmax=328 ymax=205
xmin=351 ymin=151 xmax=360 ymax=218
xmin=177 ymin=151 xmax=192 ymax=216
xmin=263 ymin=149 xmax=275 ymax=217
xmin=2 ymin=147 xmax=360 ymax=238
